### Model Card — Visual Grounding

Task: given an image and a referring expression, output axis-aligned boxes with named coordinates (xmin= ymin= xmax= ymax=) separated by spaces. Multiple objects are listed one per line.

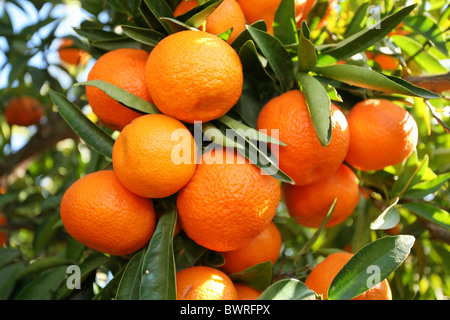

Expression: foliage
xmin=0 ymin=0 xmax=449 ymax=301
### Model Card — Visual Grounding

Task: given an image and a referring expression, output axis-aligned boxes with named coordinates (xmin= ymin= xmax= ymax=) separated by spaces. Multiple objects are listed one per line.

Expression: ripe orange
xmin=220 ymin=222 xmax=282 ymax=274
xmin=257 ymin=89 xmax=350 ymax=186
xmin=177 ymin=147 xmax=281 ymax=252
xmin=284 ymin=164 xmax=359 ymax=229
xmin=345 ymin=99 xmax=419 ymax=171
xmin=3 ymin=96 xmax=44 ymax=127
xmin=176 ymin=266 xmax=238 ymax=300
xmin=60 ymin=170 xmax=156 ymax=256
xmin=57 ymin=38 xmax=89 ymax=66
xmin=86 ymin=48 xmax=152 ymax=131
xmin=0 ymin=213 xmax=8 ymax=247
xmin=366 ymin=52 xmax=400 ymax=71
xmin=296 ymin=0 xmax=339 ymax=28
xmin=174 ymin=0 xmax=246 ymax=43
xmin=144 ymin=30 xmax=243 ymax=123
xmin=305 ymin=252 xmax=393 ymax=300
xmin=234 ymin=283 xmax=262 ymax=300
xmin=112 ymin=113 xmax=197 ymax=199
xmin=238 ymin=0 xmax=304 ymax=34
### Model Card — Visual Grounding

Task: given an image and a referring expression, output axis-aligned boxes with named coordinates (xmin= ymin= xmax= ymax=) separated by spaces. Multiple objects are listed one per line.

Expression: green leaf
xmin=116 ymin=250 xmax=146 ymax=300
xmin=257 ymin=279 xmax=316 ymax=300
xmin=401 ymin=202 xmax=450 ymax=231
xmin=391 ymin=155 xmax=429 ymax=198
xmin=344 ymin=2 xmax=370 ymax=38
xmin=403 ymin=14 xmax=449 ymax=56
xmin=15 ymin=266 xmax=68 ymax=300
xmin=327 ymin=235 xmax=415 ymax=300
xmin=246 ymin=25 xmax=295 ymax=92
xmin=238 ymin=40 xmax=274 ymax=82
xmin=273 ymin=0 xmax=299 ymax=45
xmin=391 ymin=35 xmax=448 ymax=74
xmin=297 ymin=72 xmax=331 ymax=147
xmin=297 ymin=22 xmax=318 ymax=72
xmin=140 ymin=205 xmax=177 ymax=300
xmin=174 ymin=234 xmax=208 ymax=272
xmin=370 ymin=198 xmax=401 ymax=230
xmin=316 ymin=64 xmax=440 ymax=99
xmin=120 ymin=25 xmax=165 ymax=47
xmin=141 ymin=0 xmax=174 ymax=34
xmin=75 ymin=80 xmax=160 ymax=114
xmin=228 ymin=261 xmax=273 ymax=292
xmin=18 ymin=257 xmax=74 ymax=280
xmin=0 ymin=248 xmax=20 ymax=269
xmin=0 ymin=262 xmax=25 ymax=300
xmin=402 ymin=172 xmax=450 ymax=200
xmin=318 ymin=4 xmax=417 ymax=63
xmin=178 ymin=0 xmax=223 ymax=29
xmin=49 ymin=89 xmax=115 ymax=159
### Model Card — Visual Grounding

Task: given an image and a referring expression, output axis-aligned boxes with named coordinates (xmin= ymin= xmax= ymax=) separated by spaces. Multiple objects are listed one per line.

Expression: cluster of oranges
xmin=56 ymin=0 xmax=419 ymax=300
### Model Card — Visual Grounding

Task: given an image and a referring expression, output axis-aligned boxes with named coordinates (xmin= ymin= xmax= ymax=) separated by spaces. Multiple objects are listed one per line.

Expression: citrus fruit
xmin=366 ymin=52 xmax=400 ymax=71
xmin=176 ymin=266 xmax=238 ymax=300
xmin=174 ymin=0 xmax=246 ymax=43
xmin=220 ymin=222 xmax=282 ymax=274
xmin=305 ymin=252 xmax=393 ymax=300
xmin=284 ymin=164 xmax=360 ymax=229
xmin=234 ymin=283 xmax=262 ymax=300
xmin=57 ymin=38 xmax=89 ymax=66
xmin=257 ymin=89 xmax=350 ymax=186
xmin=60 ymin=170 xmax=156 ymax=256
xmin=3 ymin=96 xmax=44 ymax=127
xmin=86 ymin=48 xmax=151 ymax=131
xmin=345 ymin=99 xmax=419 ymax=171
xmin=112 ymin=113 xmax=197 ymax=199
xmin=144 ymin=30 xmax=243 ymax=123
xmin=177 ymin=147 xmax=281 ymax=252
xmin=0 ymin=213 xmax=8 ymax=247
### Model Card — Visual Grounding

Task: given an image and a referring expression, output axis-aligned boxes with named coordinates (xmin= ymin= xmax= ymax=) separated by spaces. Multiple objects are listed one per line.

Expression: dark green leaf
xmin=318 ymin=4 xmax=417 ymax=63
xmin=0 ymin=262 xmax=25 ymax=300
xmin=18 ymin=257 xmax=74 ymax=280
xmin=116 ymin=250 xmax=146 ymax=300
xmin=179 ymin=0 xmax=223 ymax=28
xmin=273 ymin=0 xmax=298 ymax=45
xmin=141 ymin=0 xmax=174 ymax=33
xmin=75 ymin=80 xmax=160 ymax=114
xmin=370 ymin=199 xmax=401 ymax=230
xmin=140 ymin=205 xmax=177 ymax=300
xmin=246 ymin=25 xmax=295 ymax=92
xmin=228 ymin=261 xmax=273 ymax=292
xmin=120 ymin=25 xmax=165 ymax=47
xmin=297 ymin=22 xmax=318 ymax=72
xmin=15 ymin=266 xmax=68 ymax=300
xmin=297 ymin=72 xmax=331 ymax=147
xmin=391 ymin=155 xmax=429 ymax=198
xmin=316 ymin=64 xmax=440 ymax=99
xmin=328 ymin=235 xmax=415 ymax=300
xmin=49 ymin=89 xmax=115 ymax=159
xmin=257 ymin=279 xmax=316 ymax=300
xmin=0 ymin=248 xmax=20 ymax=269
xmin=344 ymin=2 xmax=370 ymax=38
xmin=401 ymin=202 xmax=450 ymax=231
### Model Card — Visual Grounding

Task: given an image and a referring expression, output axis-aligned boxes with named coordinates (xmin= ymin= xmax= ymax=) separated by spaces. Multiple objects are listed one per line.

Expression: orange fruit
xmin=284 ymin=164 xmax=359 ymax=229
xmin=86 ymin=48 xmax=152 ymax=131
xmin=220 ymin=222 xmax=282 ymax=274
xmin=145 ymin=30 xmax=243 ymax=124
xmin=57 ymin=38 xmax=89 ymax=66
xmin=238 ymin=0 xmax=304 ymax=34
xmin=112 ymin=113 xmax=197 ymax=199
xmin=366 ymin=52 xmax=400 ymax=71
xmin=177 ymin=147 xmax=281 ymax=252
xmin=257 ymin=89 xmax=350 ymax=186
xmin=3 ymin=96 xmax=44 ymax=127
xmin=305 ymin=252 xmax=393 ymax=300
xmin=176 ymin=266 xmax=238 ymax=300
xmin=0 ymin=213 xmax=8 ymax=247
xmin=234 ymin=283 xmax=262 ymax=300
xmin=174 ymin=0 xmax=246 ymax=43
xmin=345 ymin=99 xmax=419 ymax=171
xmin=60 ymin=170 xmax=156 ymax=256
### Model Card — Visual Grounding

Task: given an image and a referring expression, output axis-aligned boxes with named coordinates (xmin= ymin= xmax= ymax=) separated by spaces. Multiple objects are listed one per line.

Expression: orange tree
xmin=0 ymin=0 xmax=449 ymax=301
